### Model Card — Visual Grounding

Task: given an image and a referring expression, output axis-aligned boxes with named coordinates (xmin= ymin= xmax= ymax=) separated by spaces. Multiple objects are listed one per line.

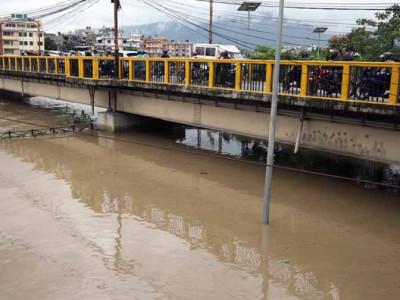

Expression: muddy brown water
xmin=1 ymin=93 xmax=400 ymax=299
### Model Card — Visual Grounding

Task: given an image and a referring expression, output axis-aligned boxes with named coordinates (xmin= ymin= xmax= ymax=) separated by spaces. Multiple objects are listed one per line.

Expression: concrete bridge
xmin=0 ymin=55 xmax=400 ymax=163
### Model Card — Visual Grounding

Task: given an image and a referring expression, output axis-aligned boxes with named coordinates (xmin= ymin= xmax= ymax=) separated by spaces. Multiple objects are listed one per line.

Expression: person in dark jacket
xmin=161 ymin=50 xmax=169 ymax=58
xmin=341 ymin=47 xmax=353 ymax=61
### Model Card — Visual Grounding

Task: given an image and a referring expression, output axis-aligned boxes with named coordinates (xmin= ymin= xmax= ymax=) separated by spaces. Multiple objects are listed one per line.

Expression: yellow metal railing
xmin=1 ymin=55 xmax=399 ymax=105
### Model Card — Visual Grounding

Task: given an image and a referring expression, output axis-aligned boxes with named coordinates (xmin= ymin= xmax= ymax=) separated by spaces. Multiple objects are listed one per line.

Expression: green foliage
xmin=45 ymin=37 xmax=58 ymax=51
xmin=249 ymin=45 xmax=276 ymax=60
xmin=249 ymin=45 xmax=299 ymax=60
xmin=328 ymin=5 xmax=400 ymax=61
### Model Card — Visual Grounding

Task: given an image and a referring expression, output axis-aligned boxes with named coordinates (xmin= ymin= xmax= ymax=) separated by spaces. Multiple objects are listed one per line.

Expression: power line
xmin=139 ymin=0 xmax=259 ymax=49
xmin=159 ymin=4 xmax=330 ymax=44
xmin=195 ymin=0 xmax=399 ymax=11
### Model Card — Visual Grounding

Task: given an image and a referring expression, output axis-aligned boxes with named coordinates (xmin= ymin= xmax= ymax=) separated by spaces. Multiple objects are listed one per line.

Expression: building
xmin=126 ymin=33 xmax=141 ymax=50
xmin=0 ymin=15 xmax=45 ymax=55
xmin=95 ymin=27 xmax=131 ymax=51
xmin=144 ymin=37 xmax=169 ymax=57
xmin=167 ymin=40 xmax=193 ymax=58
xmin=74 ymin=26 xmax=95 ymax=45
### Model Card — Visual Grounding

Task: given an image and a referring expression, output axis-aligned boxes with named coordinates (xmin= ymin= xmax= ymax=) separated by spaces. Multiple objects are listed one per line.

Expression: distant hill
xmin=120 ymin=15 xmax=331 ymax=50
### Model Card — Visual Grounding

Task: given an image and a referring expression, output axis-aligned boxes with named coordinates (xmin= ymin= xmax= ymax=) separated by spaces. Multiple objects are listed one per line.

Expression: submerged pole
xmin=263 ymin=0 xmax=285 ymax=224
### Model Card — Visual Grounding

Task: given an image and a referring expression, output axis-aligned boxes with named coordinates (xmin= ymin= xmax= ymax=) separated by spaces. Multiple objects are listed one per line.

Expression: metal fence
xmin=1 ymin=55 xmax=399 ymax=105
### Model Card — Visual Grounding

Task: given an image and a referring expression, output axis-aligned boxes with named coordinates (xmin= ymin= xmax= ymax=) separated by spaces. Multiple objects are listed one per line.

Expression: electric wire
xmin=155 ymin=3 xmax=330 ymax=44
xmin=1 ymin=116 xmax=399 ymax=190
xmin=195 ymin=0 xmax=399 ymax=11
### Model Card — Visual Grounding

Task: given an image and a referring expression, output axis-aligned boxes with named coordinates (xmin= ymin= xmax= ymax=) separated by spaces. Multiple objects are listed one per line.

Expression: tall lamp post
xmin=313 ymin=27 xmax=327 ymax=60
xmin=263 ymin=0 xmax=285 ymax=224
xmin=237 ymin=2 xmax=261 ymax=45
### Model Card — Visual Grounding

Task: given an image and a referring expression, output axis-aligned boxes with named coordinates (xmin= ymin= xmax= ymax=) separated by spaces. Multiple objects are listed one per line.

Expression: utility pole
xmin=113 ymin=0 xmax=119 ymax=79
xmin=209 ymin=0 xmax=213 ymax=44
xmin=263 ymin=0 xmax=285 ymax=224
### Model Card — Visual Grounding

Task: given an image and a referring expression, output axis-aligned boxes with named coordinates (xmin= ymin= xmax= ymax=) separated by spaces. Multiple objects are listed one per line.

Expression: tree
xmin=45 ymin=37 xmax=58 ymax=51
xmin=249 ymin=45 xmax=275 ymax=60
xmin=357 ymin=4 xmax=400 ymax=60
xmin=327 ymin=5 xmax=400 ymax=61
xmin=249 ymin=45 xmax=298 ymax=60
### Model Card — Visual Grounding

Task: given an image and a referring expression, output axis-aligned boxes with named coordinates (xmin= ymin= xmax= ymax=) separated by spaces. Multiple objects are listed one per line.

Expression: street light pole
xmin=113 ymin=0 xmax=119 ymax=79
xmin=209 ymin=0 xmax=213 ymax=44
xmin=313 ymin=27 xmax=327 ymax=60
xmin=318 ymin=32 xmax=321 ymax=59
xmin=247 ymin=10 xmax=250 ymax=45
xmin=263 ymin=0 xmax=285 ymax=224
xmin=238 ymin=2 xmax=261 ymax=47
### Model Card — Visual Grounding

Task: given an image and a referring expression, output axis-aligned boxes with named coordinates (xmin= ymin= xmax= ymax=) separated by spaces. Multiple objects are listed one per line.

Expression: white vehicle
xmin=113 ymin=51 xmax=139 ymax=57
xmin=193 ymin=44 xmax=243 ymax=59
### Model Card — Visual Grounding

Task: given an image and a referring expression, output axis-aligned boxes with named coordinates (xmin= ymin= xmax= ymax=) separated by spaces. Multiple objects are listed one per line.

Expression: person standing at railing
xmin=216 ymin=51 xmax=234 ymax=87
xmin=93 ymin=50 xmax=100 ymax=57
xmin=157 ymin=50 xmax=169 ymax=78
xmin=341 ymin=47 xmax=353 ymax=61
xmin=161 ymin=50 xmax=169 ymax=58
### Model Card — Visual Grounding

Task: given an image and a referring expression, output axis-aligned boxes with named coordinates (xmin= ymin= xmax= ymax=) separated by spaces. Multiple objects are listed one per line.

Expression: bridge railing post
xmin=266 ymin=63 xmax=272 ymax=93
xmin=36 ymin=57 xmax=40 ymax=73
xmin=45 ymin=57 xmax=49 ymax=73
xmin=164 ymin=60 xmax=169 ymax=84
xmin=235 ymin=62 xmax=242 ymax=91
xmin=129 ymin=59 xmax=134 ymax=80
xmin=145 ymin=60 xmax=150 ymax=82
xmin=54 ymin=58 xmax=59 ymax=74
xmin=78 ymin=57 xmax=84 ymax=78
xmin=118 ymin=58 xmax=123 ymax=79
xmin=185 ymin=60 xmax=191 ymax=86
xmin=21 ymin=56 xmax=25 ymax=72
xmin=65 ymin=58 xmax=70 ymax=77
xmin=389 ymin=65 xmax=400 ymax=105
xmin=300 ymin=64 xmax=308 ymax=97
xmin=209 ymin=61 xmax=215 ymax=88
xmin=340 ymin=64 xmax=350 ymax=100
xmin=93 ymin=58 xmax=99 ymax=80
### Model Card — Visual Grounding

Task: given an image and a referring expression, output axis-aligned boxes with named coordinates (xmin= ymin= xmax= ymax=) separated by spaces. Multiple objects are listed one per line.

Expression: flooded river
xmin=1 ymin=92 xmax=400 ymax=299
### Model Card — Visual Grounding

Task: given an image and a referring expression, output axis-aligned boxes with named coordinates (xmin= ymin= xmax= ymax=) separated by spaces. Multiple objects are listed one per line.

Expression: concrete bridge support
xmin=97 ymin=111 xmax=144 ymax=132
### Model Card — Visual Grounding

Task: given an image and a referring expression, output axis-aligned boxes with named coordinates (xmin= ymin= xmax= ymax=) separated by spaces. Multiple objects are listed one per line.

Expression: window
xmin=29 ymin=33 xmax=33 ymax=37
xmin=24 ymin=41 xmax=28 ymax=46
xmin=205 ymin=47 xmax=216 ymax=57
xmin=195 ymin=47 xmax=205 ymax=55
xmin=4 ymin=40 xmax=13 ymax=45
xmin=3 ymin=31 xmax=12 ymax=36
xmin=30 ymin=41 xmax=33 ymax=46
xmin=107 ymin=40 xmax=111 ymax=44
xmin=4 ymin=49 xmax=14 ymax=54
xmin=37 ymin=41 xmax=43 ymax=46
xmin=19 ymin=41 xmax=23 ymax=45
xmin=19 ymin=32 xmax=23 ymax=37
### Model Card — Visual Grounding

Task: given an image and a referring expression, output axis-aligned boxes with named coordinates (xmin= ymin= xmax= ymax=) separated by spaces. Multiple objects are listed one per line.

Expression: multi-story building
xmin=0 ymin=15 xmax=45 ymax=55
xmin=126 ymin=33 xmax=141 ymax=50
xmin=167 ymin=40 xmax=193 ymax=58
xmin=144 ymin=37 xmax=169 ymax=57
xmin=75 ymin=26 xmax=96 ymax=46
xmin=95 ymin=27 xmax=130 ymax=51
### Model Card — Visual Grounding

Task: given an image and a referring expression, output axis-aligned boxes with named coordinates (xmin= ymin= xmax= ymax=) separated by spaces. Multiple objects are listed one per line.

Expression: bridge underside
xmin=1 ymin=73 xmax=400 ymax=164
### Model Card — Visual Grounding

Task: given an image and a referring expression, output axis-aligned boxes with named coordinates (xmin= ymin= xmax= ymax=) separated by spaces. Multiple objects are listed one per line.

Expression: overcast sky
xmin=2 ymin=0 xmax=397 ymax=35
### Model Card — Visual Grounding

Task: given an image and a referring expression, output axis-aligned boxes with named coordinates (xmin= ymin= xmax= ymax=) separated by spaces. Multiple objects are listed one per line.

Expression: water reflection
xmin=178 ymin=128 xmax=400 ymax=190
